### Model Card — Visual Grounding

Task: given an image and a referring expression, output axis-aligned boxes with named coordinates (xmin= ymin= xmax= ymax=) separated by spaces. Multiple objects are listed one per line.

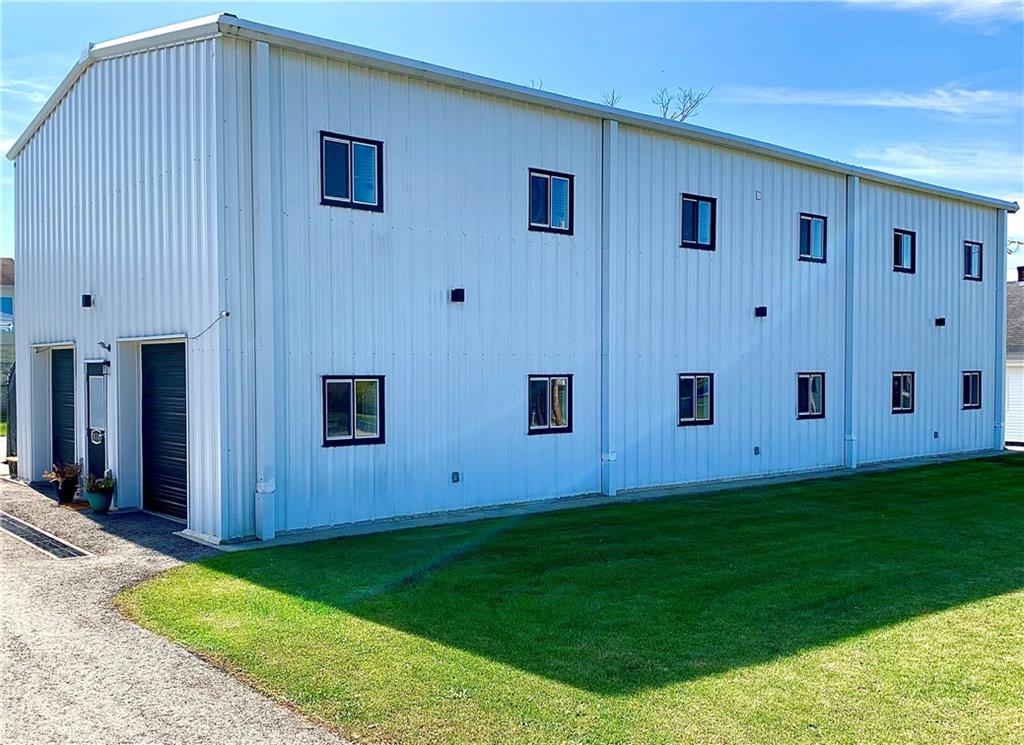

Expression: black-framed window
xmin=320 ymin=131 xmax=384 ymax=212
xmin=893 ymin=229 xmax=916 ymax=273
xmin=797 ymin=372 xmax=825 ymax=419
xmin=962 ymin=370 xmax=981 ymax=410
xmin=963 ymin=241 xmax=983 ymax=281
xmin=528 ymin=375 xmax=572 ymax=433
xmin=680 ymin=194 xmax=716 ymax=250
xmin=678 ymin=373 xmax=714 ymax=426
xmin=528 ymin=169 xmax=574 ymax=234
xmin=322 ymin=375 xmax=385 ymax=446
xmin=799 ymin=214 xmax=827 ymax=262
xmin=891 ymin=371 xmax=915 ymax=414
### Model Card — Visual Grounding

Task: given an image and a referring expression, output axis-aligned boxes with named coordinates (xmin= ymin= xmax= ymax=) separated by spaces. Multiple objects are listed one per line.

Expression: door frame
xmin=112 ymin=334 xmax=187 ymax=519
xmin=83 ymin=358 xmax=110 ymax=479
xmin=138 ymin=337 xmax=189 ymax=523
xmin=44 ymin=343 xmax=76 ymax=471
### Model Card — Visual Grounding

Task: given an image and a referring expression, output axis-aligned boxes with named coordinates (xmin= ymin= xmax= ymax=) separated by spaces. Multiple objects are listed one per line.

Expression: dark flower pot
xmin=85 ymin=490 xmax=113 ymax=514
xmin=56 ymin=479 xmax=78 ymax=504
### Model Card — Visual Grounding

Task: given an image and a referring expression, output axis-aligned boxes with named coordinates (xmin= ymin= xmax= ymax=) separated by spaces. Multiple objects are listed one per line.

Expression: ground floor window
xmin=678 ymin=373 xmax=714 ymax=426
xmin=797 ymin=372 xmax=825 ymax=419
xmin=962 ymin=370 xmax=981 ymax=410
xmin=323 ymin=375 xmax=385 ymax=446
xmin=892 ymin=371 xmax=915 ymax=414
xmin=528 ymin=375 xmax=572 ymax=434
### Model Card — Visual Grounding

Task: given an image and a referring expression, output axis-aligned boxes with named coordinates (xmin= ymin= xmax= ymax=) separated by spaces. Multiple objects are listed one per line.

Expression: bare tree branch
xmin=652 ymin=87 xmax=673 ymax=118
xmin=602 ymin=89 xmax=622 ymax=107
xmin=672 ymin=87 xmax=712 ymax=122
xmin=527 ymin=78 xmax=544 ymax=91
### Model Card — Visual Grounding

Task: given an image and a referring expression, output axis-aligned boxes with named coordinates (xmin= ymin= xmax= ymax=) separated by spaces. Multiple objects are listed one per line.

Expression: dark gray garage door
xmin=51 ymin=348 xmax=75 ymax=466
xmin=141 ymin=343 xmax=187 ymax=519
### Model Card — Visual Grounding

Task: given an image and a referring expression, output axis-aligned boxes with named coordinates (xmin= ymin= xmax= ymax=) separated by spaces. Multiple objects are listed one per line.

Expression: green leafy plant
xmin=84 ymin=470 xmax=116 ymax=495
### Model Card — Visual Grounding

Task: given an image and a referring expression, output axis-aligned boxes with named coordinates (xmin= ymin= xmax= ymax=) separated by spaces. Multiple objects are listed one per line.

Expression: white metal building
xmin=7 ymin=14 xmax=1017 ymax=544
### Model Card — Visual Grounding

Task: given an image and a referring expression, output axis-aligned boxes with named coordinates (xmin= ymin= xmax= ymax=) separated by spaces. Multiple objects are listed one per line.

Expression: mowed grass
xmin=118 ymin=456 xmax=1024 ymax=744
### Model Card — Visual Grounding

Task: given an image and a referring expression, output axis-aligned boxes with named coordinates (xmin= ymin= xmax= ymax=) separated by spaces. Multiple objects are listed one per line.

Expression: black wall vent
xmin=754 ymin=306 xmax=768 ymax=318
xmin=81 ymin=294 xmax=93 ymax=308
xmin=935 ymin=317 xmax=946 ymax=327
xmin=450 ymin=288 xmax=465 ymax=303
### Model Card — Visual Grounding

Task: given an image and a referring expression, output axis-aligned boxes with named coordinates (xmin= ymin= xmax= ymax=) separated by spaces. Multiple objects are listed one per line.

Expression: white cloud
xmin=0 ymin=78 xmax=55 ymax=105
xmin=847 ymin=0 xmax=1024 ymax=26
xmin=852 ymin=141 xmax=1024 ymax=186
xmin=719 ymin=83 xmax=1021 ymax=117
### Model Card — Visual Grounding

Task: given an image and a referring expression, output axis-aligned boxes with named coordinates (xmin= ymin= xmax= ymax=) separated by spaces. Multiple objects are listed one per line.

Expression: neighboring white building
xmin=1007 ymin=268 xmax=1024 ymax=446
xmin=6 ymin=15 xmax=1018 ymax=544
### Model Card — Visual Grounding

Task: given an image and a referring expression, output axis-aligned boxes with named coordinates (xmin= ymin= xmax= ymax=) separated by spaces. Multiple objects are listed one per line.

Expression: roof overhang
xmin=6 ymin=12 xmax=1020 ymax=214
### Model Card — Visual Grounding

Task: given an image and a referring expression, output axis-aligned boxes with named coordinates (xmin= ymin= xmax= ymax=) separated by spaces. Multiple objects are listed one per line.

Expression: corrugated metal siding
xmin=265 ymin=48 xmax=602 ymax=531
xmin=853 ymin=182 xmax=999 ymax=463
xmin=216 ymin=37 xmax=257 ymax=538
xmin=613 ymin=125 xmax=848 ymax=489
xmin=12 ymin=38 xmax=231 ymax=538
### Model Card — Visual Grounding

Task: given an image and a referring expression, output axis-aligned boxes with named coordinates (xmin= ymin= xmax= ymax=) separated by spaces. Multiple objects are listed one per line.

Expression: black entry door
xmin=86 ymin=362 xmax=107 ymax=478
xmin=51 ymin=349 xmax=75 ymax=466
xmin=141 ymin=343 xmax=188 ymax=519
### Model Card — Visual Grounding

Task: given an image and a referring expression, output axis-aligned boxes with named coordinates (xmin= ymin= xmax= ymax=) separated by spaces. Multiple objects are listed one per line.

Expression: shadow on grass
xmin=195 ymin=455 xmax=1024 ymax=695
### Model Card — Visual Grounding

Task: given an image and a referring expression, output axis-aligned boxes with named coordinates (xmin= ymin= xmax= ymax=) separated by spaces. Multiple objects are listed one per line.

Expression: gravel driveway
xmin=0 ymin=478 xmax=349 ymax=745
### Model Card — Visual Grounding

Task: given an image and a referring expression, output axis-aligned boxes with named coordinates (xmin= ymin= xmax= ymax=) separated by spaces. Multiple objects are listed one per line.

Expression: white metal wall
xmin=262 ymin=48 xmax=603 ymax=532
xmin=611 ymin=125 xmax=848 ymax=489
xmin=852 ymin=182 xmax=999 ymax=463
xmin=12 ymin=38 xmax=241 ymax=539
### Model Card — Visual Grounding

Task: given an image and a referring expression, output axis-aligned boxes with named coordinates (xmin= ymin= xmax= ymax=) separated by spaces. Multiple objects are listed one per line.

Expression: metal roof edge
xmin=6 ymin=13 xmax=1020 ymax=215
xmin=218 ymin=15 xmax=1017 ymax=213
xmin=5 ymin=13 xmax=227 ymax=161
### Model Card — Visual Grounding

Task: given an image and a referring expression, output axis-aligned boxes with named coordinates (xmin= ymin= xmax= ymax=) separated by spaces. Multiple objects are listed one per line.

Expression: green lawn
xmin=118 ymin=455 xmax=1024 ymax=744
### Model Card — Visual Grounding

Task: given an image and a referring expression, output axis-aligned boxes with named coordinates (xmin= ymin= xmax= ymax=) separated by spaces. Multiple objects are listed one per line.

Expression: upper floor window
xmin=893 ymin=229 xmax=916 ymax=273
xmin=799 ymin=214 xmax=826 ymax=262
xmin=797 ymin=372 xmax=825 ymax=419
xmin=891 ymin=371 xmax=915 ymax=414
xmin=680 ymin=194 xmax=716 ymax=250
xmin=528 ymin=375 xmax=573 ymax=433
xmin=320 ymin=131 xmax=384 ymax=212
xmin=963 ymin=241 xmax=983 ymax=281
xmin=323 ymin=375 xmax=385 ymax=446
xmin=962 ymin=370 xmax=981 ymax=410
xmin=529 ymin=170 xmax=573 ymax=234
xmin=678 ymin=373 xmax=714 ymax=426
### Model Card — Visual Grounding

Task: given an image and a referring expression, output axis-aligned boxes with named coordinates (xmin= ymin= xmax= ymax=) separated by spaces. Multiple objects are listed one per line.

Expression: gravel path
xmin=0 ymin=478 xmax=349 ymax=745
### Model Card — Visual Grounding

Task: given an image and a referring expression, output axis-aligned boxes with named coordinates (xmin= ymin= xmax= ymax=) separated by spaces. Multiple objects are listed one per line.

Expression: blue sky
xmin=2 ymin=1 xmax=1022 ymax=269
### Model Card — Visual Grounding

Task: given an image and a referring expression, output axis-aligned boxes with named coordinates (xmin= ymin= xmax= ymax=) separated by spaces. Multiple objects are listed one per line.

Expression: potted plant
xmin=83 ymin=470 xmax=116 ymax=514
xmin=42 ymin=462 xmax=82 ymax=504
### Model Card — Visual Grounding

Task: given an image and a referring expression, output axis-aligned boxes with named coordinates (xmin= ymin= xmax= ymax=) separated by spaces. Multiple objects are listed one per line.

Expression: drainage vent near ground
xmin=0 ymin=511 xmax=91 ymax=559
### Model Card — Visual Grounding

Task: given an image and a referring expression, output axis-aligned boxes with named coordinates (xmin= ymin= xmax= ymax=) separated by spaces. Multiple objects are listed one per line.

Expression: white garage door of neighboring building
xmin=1007 ymin=365 xmax=1024 ymax=446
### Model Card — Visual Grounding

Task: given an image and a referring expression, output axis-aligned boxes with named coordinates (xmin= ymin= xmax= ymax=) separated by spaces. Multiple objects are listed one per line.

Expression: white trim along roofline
xmin=5 ymin=12 xmax=1019 ymax=213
